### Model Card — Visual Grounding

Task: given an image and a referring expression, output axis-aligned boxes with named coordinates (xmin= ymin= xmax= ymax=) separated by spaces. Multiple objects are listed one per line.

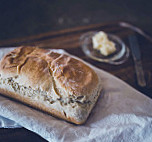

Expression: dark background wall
xmin=0 ymin=0 xmax=152 ymax=40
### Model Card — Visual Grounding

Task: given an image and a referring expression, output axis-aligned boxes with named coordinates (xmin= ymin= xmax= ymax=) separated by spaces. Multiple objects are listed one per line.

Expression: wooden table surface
xmin=0 ymin=21 xmax=152 ymax=142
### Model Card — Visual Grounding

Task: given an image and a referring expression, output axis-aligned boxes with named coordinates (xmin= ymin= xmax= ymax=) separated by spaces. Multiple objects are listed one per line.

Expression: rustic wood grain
xmin=0 ymin=21 xmax=151 ymax=142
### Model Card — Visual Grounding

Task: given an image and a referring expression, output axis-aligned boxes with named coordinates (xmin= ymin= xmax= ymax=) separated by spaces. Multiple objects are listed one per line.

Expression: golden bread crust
xmin=0 ymin=46 xmax=98 ymax=97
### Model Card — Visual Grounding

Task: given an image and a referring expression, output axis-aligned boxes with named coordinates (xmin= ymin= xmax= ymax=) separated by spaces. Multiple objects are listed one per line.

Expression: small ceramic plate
xmin=80 ymin=31 xmax=130 ymax=65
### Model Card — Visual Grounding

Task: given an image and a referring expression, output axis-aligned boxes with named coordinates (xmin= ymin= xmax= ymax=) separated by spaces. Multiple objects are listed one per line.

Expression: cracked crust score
xmin=0 ymin=46 xmax=102 ymax=124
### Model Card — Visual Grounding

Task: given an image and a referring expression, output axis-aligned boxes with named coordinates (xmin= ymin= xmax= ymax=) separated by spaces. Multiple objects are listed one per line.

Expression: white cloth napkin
xmin=0 ymin=47 xmax=152 ymax=142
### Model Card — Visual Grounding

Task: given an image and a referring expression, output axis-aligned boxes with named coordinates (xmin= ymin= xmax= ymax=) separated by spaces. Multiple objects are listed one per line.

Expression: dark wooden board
xmin=0 ymin=21 xmax=152 ymax=142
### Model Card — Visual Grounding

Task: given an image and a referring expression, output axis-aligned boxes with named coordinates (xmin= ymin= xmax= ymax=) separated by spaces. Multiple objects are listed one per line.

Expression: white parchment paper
xmin=0 ymin=47 xmax=152 ymax=142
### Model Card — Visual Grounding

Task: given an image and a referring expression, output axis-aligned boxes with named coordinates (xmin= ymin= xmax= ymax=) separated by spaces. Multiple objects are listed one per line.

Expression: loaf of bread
xmin=0 ymin=46 xmax=102 ymax=124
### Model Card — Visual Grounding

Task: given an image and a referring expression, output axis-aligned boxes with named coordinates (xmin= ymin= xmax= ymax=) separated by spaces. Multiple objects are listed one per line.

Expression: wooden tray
xmin=0 ymin=21 xmax=152 ymax=142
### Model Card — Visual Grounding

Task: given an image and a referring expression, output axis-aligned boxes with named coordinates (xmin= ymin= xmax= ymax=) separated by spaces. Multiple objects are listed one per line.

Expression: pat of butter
xmin=92 ymin=31 xmax=116 ymax=56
